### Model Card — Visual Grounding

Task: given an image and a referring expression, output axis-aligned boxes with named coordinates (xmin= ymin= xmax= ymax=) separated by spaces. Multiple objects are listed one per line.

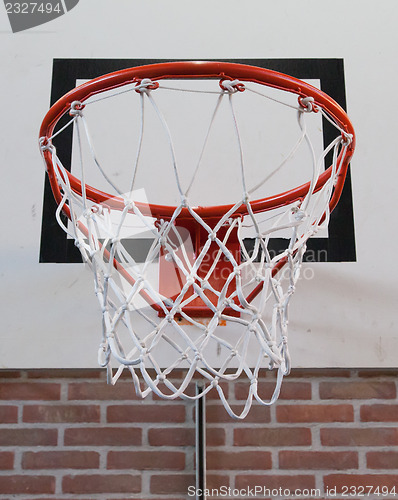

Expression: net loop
xmin=299 ymin=96 xmax=317 ymax=113
xmin=39 ymin=136 xmax=54 ymax=152
xmin=341 ymin=132 xmax=354 ymax=146
xmin=134 ymin=78 xmax=160 ymax=93
xmin=69 ymin=100 xmax=85 ymax=116
xmin=219 ymin=78 xmax=246 ymax=93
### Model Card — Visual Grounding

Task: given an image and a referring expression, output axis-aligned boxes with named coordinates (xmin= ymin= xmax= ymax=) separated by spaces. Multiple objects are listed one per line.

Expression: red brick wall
xmin=0 ymin=369 xmax=397 ymax=499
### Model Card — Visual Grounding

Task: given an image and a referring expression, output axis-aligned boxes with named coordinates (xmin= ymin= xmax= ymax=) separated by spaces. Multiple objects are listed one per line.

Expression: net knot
xmin=124 ymin=199 xmax=135 ymax=210
xmin=69 ymin=100 xmax=85 ymax=116
xmin=98 ymin=342 xmax=110 ymax=367
xmin=83 ymin=207 xmax=96 ymax=220
xmin=211 ymin=378 xmax=219 ymax=387
xmin=341 ymin=132 xmax=353 ymax=146
xmin=164 ymin=252 xmax=173 ymax=262
xmin=299 ymin=96 xmax=317 ymax=112
xmin=39 ymin=137 xmax=54 ymax=152
xmin=90 ymin=204 xmax=105 ymax=215
xmin=292 ymin=208 xmax=307 ymax=221
xmin=219 ymin=78 xmax=246 ymax=93
xmin=134 ymin=78 xmax=159 ymax=93
xmin=223 ymin=298 xmax=232 ymax=308
xmin=202 ymin=280 xmax=210 ymax=290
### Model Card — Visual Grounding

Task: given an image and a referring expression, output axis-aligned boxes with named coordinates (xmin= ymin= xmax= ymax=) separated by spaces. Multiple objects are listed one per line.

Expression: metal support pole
xmin=195 ymin=382 xmax=207 ymax=500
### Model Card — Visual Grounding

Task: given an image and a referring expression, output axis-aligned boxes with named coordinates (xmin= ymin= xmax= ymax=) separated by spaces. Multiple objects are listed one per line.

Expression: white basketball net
xmin=40 ymin=75 xmax=352 ymax=419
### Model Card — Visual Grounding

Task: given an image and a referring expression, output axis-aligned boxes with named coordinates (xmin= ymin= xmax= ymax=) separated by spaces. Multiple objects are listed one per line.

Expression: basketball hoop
xmin=39 ymin=61 xmax=355 ymax=418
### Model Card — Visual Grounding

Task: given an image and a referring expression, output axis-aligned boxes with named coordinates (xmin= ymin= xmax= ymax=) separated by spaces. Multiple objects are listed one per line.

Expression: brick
xmin=367 ymin=451 xmax=398 ymax=469
xmin=279 ymin=451 xmax=358 ymax=470
xmin=235 ymin=381 xmax=311 ymax=400
xmin=0 ymin=452 xmax=14 ymax=470
xmin=324 ymin=474 xmax=398 ymax=490
xmin=207 ymin=427 xmax=226 ymax=446
xmin=207 ymin=451 xmax=272 ymax=470
xmin=358 ymin=369 xmax=398 ymax=377
xmin=107 ymin=404 xmax=185 ymax=423
xmin=0 ymin=475 xmax=55 ymax=494
xmin=206 ymin=403 xmax=270 ymax=423
xmin=234 ymin=427 xmax=311 ymax=447
xmin=0 ymin=405 xmax=18 ymax=423
xmin=277 ymin=404 xmax=353 ymax=423
xmin=64 ymin=427 xmax=142 ymax=446
xmin=148 ymin=427 xmax=194 ymax=446
xmin=28 ymin=369 xmax=102 ymax=378
xmin=236 ymin=474 xmax=315 ymax=490
xmin=0 ymin=428 xmax=57 ymax=446
xmin=36 ymin=498 xmax=109 ymax=500
xmin=361 ymin=404 xmax=398 ymax=422
xmin=321 ymin=428 xmax=398 ymax=446
xmin=108 ymin=451 xmax=185 ymax=470
xmin=23 ymin=404 xmax=100 ymax=423
xmin=22 ymin=451 xmax=100 ymax=469
xmin=207 ymin=474 xmax=230 ymax=488
xmin=150 ymin=474 xmax=195 ymax=494
xmin=0 ymin=382 xmax=60 ymax=400
xmin=0 ymin=370 xmax=22 ymax=378
xmin=150 ymin=474 xmax=228 ymax=494
xmin=112 ymin=498 xmax=185 ymax=500
xmin=62 ymin=474 xmax=141 ymax=494
xmin=289 ymin=368 xmax=352 ymax=378
xmin=319 ymin=381 xmax=396 ymax=399
xmin=115 ymin=499 xmax=186 ymax=500
xmin=68 ymin=382 xmax=139 ymax=400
